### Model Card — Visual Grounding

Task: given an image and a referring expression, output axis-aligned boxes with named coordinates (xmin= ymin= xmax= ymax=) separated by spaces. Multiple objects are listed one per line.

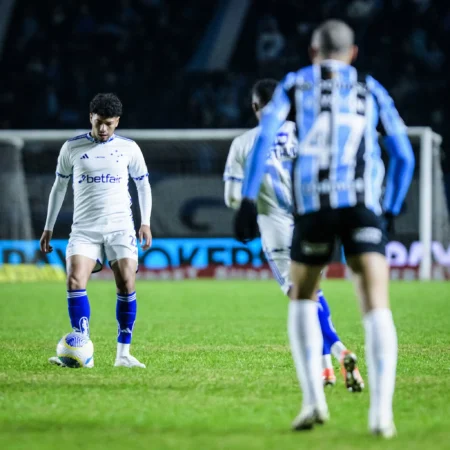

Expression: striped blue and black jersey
xmin=242 ymin=60 xmax=415 ymax=216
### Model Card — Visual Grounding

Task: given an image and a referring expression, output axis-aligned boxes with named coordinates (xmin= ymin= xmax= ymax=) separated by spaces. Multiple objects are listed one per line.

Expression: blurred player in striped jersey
xmin=224 ymin=79 xmax=364 ymax=390
xmin=235 ymin=20 xmax=414 ymax=437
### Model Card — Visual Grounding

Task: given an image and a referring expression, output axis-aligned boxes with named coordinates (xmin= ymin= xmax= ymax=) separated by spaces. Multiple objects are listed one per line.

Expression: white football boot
xmin=48 ymin=356 xmax=94 ymax=368
xmin=48 ymin=356 xmax=66 ymax=367
xmin=371 ymin=422 xmax=397 ymax=439
xmin=370 ymin=409 xmax=397 ymax=439
xmin=114 ymin=355 xmax=146 ymax=368
xmin=292 ymin=405 xmax=329 ymax=431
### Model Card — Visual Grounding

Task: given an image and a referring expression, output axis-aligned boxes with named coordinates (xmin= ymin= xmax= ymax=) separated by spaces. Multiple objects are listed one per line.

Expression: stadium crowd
xmin=1 ymin=0 xmax=448 ymax=132
xmin=0 ymin=0 xmax=215 ymax=129
xmin=1 ymin=0 xmax=449 ymax=203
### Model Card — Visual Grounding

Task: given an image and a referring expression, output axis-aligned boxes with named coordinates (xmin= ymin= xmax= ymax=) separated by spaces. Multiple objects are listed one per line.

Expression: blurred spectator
xmin=74 ymin=5 xmax=95 ymax=35
xmin=45 ymin=86 xmax=60 ymax=121
xmin=256 ymin=16 xmax=285 ymax=65
xmin=17 ymin=6 xmax=39 ymax=51
xmin=47 ymin=57 xmax=62 ymax=85
xmin=50 ymin=5 xmax=68 ymax=39
xmin=26 ymin=57 xmax=45 ymax=76
xmin=119 ymin=0 xmax=140 ymax=26
xmin=347 ymin=0 xmax=378 ymax=20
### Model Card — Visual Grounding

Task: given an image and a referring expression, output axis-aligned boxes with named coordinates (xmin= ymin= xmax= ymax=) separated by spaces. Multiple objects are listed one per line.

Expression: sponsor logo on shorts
xmin=301 ymin=242 xmax=330 ymax=255
xmin=78 ymin=174 xmax=122 ymax=184
xmin=352 ymin=227 xmax=382 ymax=244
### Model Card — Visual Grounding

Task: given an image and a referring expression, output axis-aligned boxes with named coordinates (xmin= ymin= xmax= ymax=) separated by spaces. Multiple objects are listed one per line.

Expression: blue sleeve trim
xmin=383 ymin=134 xmax=415 ymax=215
xmin=116 ymin=135 xmax=135 ymax=142
xmin=132 ymin=173 xmax=149 ymax=181
xmin=223 ymin=176 xmax=243 ymax=182
xmin=242 ymin=78 xmax=292 ymax=200
xmin=67 ymin=133 xmax=88 ymax=142
xmin=56 ymin=172 xmax=71 ymax=178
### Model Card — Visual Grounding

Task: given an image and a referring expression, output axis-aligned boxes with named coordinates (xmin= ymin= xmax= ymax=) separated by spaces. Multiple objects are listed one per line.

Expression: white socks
xmin=288 ymin=300 xmax=327 ymax=410
xmin=331 ymin=341 xmax=347 ymax=361
xmin=363 ymin=308 xmax=398 ymax=429
xmin=322 ymin=354 xmax=332 ymax=370
xmin=117 ymin=343 xmax=130 ymax=358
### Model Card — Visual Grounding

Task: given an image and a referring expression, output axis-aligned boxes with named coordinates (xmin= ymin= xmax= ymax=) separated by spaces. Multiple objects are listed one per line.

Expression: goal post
xmin=0 ymin=127 xmax=446 ymax=280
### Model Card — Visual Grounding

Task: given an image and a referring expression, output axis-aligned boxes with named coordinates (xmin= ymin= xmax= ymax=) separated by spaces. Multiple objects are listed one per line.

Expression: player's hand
xmin=234 ymin=198 xmax=258 ymax=243
xmin=139 ymin=225 xmax=152 ymax=250
xmin=40 ymin=230 xmax=53 ymax=253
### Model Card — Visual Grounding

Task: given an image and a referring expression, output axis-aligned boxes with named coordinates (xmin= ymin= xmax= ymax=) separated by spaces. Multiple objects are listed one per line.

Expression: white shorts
xmin=66 ymin=229 xmax=138 ymax=273
xmin=257 ymin=214 xmax=293 ymax=295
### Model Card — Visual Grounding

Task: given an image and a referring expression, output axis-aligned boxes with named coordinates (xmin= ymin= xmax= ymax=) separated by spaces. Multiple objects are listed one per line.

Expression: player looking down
xmin=224 ymin=79 xmax=364 ymax=390
xmin=40 ymin=93 xmax=152 ymax=368
xmin=235 ymin=20 xmax=414 ymax=437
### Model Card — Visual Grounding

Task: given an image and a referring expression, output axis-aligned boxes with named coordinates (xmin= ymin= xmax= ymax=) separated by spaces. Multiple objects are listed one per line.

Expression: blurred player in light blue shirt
xmin=224 ymin=79 xmax=364 ymax=389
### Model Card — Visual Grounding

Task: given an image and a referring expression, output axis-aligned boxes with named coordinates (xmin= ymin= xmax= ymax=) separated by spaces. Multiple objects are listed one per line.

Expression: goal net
xmin=0 ymin=127 xmax=447 ymax=280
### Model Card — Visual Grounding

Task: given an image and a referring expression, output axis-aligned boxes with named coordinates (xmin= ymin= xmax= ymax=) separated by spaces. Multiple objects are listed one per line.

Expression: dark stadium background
xmin=0 ymin=0 xmax=448 ymax=275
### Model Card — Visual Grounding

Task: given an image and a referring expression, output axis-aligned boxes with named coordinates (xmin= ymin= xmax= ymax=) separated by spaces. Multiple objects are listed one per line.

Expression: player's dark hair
xmin=252 ymin=79 xmax=278 ymax=107
xmin=89 ymin=93 xmax=123 ymax=117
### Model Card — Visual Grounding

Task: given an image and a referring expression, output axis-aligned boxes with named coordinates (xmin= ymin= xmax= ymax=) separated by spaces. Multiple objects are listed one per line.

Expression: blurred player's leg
xmin=317 ymin=291 xmax=342 ymax=358
xmin=317 ymin=291 xmax=364 ymax=391
xmin=111 ymin=257 xmax=145 ymax=368
xmin=258 ymin=214 xmax=293 ymax=295
xmin=317 ymin=292 xmax=336 ymax=386
xmin=289 ymin=262 xmax=329 ymax=431
xmin=321 ymin=339 xmax=335 ymax=386
xmin=347 ymin=252 xmax=397 ymax=438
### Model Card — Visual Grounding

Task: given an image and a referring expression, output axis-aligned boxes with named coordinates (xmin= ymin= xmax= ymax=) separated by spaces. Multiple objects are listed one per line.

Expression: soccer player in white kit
xmin=224 ymin=80 xmax=364 ymax=389
xmin=40 ymin=93 xmax=151 ymax=368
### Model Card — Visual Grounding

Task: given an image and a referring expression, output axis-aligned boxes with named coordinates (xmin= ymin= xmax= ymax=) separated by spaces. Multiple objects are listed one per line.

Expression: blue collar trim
xmin=87 ymin=133 xmax=116 ymax=144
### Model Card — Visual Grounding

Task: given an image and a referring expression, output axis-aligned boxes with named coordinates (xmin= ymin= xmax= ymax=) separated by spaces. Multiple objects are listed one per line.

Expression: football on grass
xmin=56 ymin=332 xmax=94 ymax=368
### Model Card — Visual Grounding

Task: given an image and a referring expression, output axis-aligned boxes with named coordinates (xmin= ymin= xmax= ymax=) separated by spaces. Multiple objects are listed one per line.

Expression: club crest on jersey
xmin=110 ymin=149 xmax=125 ymax=163
xmin=78 ymin=174 xmax=122 ymax=184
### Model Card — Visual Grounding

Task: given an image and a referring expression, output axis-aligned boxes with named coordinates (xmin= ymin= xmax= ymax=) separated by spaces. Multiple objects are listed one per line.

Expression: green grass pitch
xmin=0 ymin=280 xmax=449 ymax=450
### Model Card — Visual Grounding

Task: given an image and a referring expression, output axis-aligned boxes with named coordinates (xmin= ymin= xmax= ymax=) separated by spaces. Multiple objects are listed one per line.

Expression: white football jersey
xmin=56 ymin=133 xmax=149 ymax=232
xmin=223 ymin=121 xmax=298 ymax=217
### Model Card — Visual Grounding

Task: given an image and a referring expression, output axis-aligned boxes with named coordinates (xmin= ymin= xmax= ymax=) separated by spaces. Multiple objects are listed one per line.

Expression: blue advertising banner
xmin=0 ymin=238 xmax=266 ymax=269
xmin=1 ymin=239 xmax=449 ymax=282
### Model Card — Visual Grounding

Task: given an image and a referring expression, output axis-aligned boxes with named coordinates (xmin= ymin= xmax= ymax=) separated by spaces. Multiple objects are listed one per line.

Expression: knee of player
xmin=66 ymin=273 xmax=87 ymax=290
xmin=115 ymin=277 xmax=135 ymax=295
